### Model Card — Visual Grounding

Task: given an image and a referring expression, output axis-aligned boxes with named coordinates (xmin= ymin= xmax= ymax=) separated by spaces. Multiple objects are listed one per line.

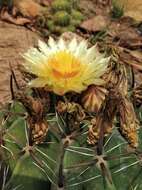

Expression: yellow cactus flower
xmin=23 ymin=37 xmax=110 ymax=95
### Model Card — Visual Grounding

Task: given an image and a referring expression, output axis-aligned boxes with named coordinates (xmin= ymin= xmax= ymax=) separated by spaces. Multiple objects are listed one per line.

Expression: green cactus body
xmin=46 ymin=20 xmax=54 ymax=31
xmin=65 ymin=25 xmax=76 ymax=32
xmin=1 ymin=3 xmax=142 ymax=189
xmin=36 ymin=0 xmax=84 ymax=35
xmin=56 ymin=25 xmax=76 ymax=34
xmin=52 ymin=0 xmax=71 ymax=12
xmin=1 ymin=99 xmax=141 ymax=190
xmin=71 ymin=10 xmax=84 ymax=21
xmin=71 ymin=19 xmax=81 ymax=27
xmin=53 ymin=11 xmax=70 ymax=26
xmin=2 ymin=102 xmax=61 ymax=190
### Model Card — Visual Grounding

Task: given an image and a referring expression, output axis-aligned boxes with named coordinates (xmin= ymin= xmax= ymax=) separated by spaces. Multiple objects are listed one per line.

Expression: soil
xmin=0 ymin=21 xmax=40 ymax=107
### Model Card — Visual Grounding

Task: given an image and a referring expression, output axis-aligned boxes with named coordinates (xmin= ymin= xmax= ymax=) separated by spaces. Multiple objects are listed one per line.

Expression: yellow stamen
xmin=48 ymin=51 xmax=81 ymax=79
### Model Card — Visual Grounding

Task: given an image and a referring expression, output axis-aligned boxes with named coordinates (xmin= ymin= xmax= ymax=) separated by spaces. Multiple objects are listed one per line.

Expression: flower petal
xmin=68 ymin=38 xmax=77 ymax=53
xmin=23 ymin=37 xmax=110 ymax=95
xmin=58 ymin=38 xmax=66 ymax=50
xmin=38 ymin=40 xmax=49 ymax=55
xmin=29 ymin=78 xmax=49 ymax=88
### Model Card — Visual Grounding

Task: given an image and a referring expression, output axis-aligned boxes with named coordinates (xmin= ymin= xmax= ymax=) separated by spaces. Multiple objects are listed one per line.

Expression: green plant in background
xmin=52 ymin=0 xmax=72 ymax=12
xmin=1 ymin=37 xmax=142 ymax=190
xmin=111 ymin=0 xmax=124 ymax=19
xmin=0 ymin=0 xmax=13 ymax=12
xmin=37 ymin=0 xmax=84 ymax=35
xmin=71 ymin=10 xmax=84 ymax=21
xmin=53 ymin=11 xmax=70 ymax=26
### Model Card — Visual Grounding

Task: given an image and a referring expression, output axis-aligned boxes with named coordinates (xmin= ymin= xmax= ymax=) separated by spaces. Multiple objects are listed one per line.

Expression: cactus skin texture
xmin=71 ymin=10 xmax=84 ymax=21
xmin=49 ymin=0 xmax=84 ymax=34
xmin=1 ymin=37 xmax=142 ymax=190
xmin=46 ymin=20 xmax=54 ymax=32
xmin=1 ymin=90 xmax=142 ymax=190
xmin=52 ymin=0 xmax=71 ymax=12
xmin=1 ymin=101 xmax=60 ymax=190
xmin=37 ymin=0 xmax=84 ymax=35
xmin=53 ymin=11 xmax=70 ymax=26
xmin=1 ymin=100 xmax=142 ymax=189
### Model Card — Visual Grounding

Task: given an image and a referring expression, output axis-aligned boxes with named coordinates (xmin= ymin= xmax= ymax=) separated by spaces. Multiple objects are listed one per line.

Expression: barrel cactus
xmin=1 ymin=37 xmax=142 ymax=190
xmin=37 ymin=0 xmax=84 ymax=35
xmin=53 ymin=11 xmax=70 ymax=26
xmin=52 ymin=0 xmax=72 ymax=12
xmin=71 ymin=10 xmax=84 ymax=21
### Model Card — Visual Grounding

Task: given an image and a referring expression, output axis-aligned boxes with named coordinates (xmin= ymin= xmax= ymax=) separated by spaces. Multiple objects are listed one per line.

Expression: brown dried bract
xmin=118 ymin=97 xmax=139 ymax=148
xmin=28 ymin=118 xmax=48 ymax=144
xmin=87 ymin=89 xmax=120 ymax=145
xmin=15 ymin=90 xmax=50 ymax=144
xmin=56 ymin=101 xmax=68 ymax=114
xmin=81 ymin=85 xmax=108 ymax=113
xmin=56 ymin=101 xmax=85 ymax=121
xmin=132 ymin=84 xmax=142 ymax=107
xmin=103 ymin=54 xmax=128 ymax=96
xmin=56 ymin=101 xmax=86 ymax=131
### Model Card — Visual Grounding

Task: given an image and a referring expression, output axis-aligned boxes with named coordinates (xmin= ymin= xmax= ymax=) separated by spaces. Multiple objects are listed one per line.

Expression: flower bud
xmin=29 ymin=118 xmax=49 ymax=144
xmin=56 ymin=101 xmax=67 ymax=113
xmin=87 ymin=89 xmax=120 ymax=145
xmin=81 ymin=85 xmax=107 ymax=113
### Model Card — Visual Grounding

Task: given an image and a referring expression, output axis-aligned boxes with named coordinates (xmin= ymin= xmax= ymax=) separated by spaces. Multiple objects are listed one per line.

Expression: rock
xmin=61 ymin=32 xmax=84 ymax=42
xmin=0 ymin=21 xmax=41 ymax=107
xmin=14 ymin=0 xmax=42 ymax=18
xmin=80 ymin=15 xmax=110 ymax=32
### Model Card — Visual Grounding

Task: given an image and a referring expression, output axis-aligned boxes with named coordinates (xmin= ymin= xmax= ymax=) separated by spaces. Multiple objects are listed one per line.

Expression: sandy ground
xmin=0 ymin=21 xmax=40 ymax=108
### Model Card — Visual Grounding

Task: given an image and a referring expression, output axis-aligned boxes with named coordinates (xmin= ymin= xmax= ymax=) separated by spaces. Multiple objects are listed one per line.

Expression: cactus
xmin=36 ymin=0 xmax=84 ymax=35
xmin=52 ymin=0 xmax=71 ymax=12
xmin=70 ymin=10 xmax=84 ymax=27
xmin=1 ymin=94 xmax=142 ymax=190
xmin=71 ymin=10 xmax=84 ymax=21
xmin=46 ymin=20 xmax=55 ymax=32
xmin=53 ymin=11 xmax=70 ymax=26
xmin=65 ymin=25 xmax=76 ymax=32
xmin=71 ymin=19 xmax=82 ymax=27
xmin=111 ymin=0 xmax=124 ymax=19
xmin=1 ymin=38 xmax=142 ymax=190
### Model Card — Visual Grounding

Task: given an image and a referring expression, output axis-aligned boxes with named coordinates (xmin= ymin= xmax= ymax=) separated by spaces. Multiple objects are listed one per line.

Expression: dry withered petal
xmin=67 ymin=102 xmax=86 ymax=121
xmin=103 ymin=58 xmax=128 ymax=96
xmin=56 ymin=101 xmax=85 ymax=121
xmin=15 ymin=89 xmax=50 ymax=118
xmin=56 ymin=101 xmax=86 ymax=131
xmin=16 ymin=92 xmax=44 ymax=117
xmin=87 ymin=118 xmax=102 ymax=145
xmin=118 ymin=97 xmax=139 ymax=148
xmin=15 ymin=91 xmax=50 ymax=144
xmin=31 ymin=99 xmax=43 ymax=116
xmin=81 ymin=85 xmax=108 ymax=113
xmin=132 ymin=84 xmax=142 ymax=107
xmin=56 ymin=101 xmax=67 ymax=113
xmin=28 ymin=118 xmax=49 ymax=144
xmin=87 ymin=90 xmax=120 ymax=145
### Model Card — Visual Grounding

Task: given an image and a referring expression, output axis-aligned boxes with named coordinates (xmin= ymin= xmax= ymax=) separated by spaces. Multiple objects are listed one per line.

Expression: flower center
xmin=48 ymin=51 xmax=82 ymax=79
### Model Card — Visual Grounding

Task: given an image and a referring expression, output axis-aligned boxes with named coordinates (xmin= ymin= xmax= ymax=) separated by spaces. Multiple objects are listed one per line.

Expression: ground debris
xmin=0 ymin=21 xmax=41 ymax=107
xmin=80 ymin=15 xmax=110 ymax=32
